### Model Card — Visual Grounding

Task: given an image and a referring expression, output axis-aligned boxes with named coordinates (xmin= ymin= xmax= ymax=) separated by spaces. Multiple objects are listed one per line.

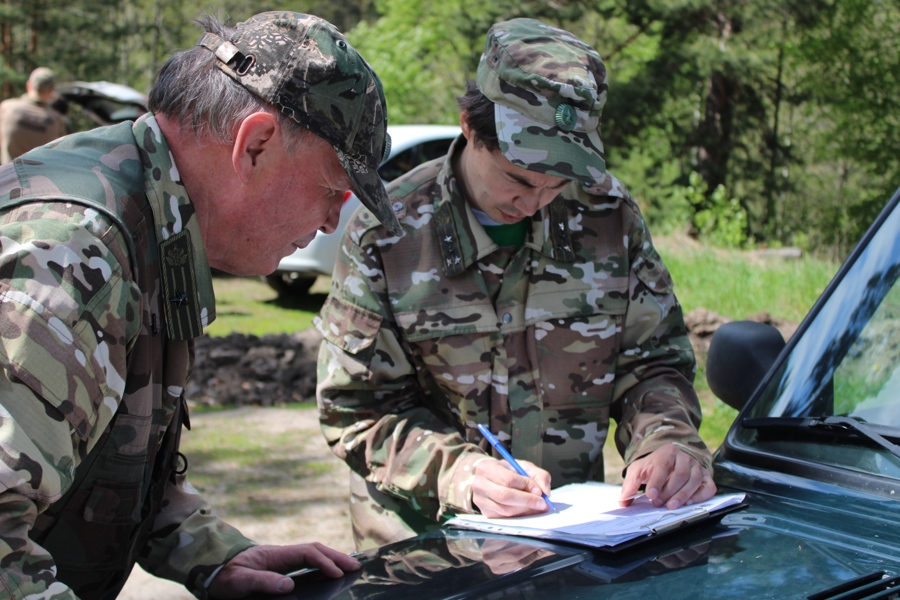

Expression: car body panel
xmin=252 ymin=471 xmax=900 ymax=599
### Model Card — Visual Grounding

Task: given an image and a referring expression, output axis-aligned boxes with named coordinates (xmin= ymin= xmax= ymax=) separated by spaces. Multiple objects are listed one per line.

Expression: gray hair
xmin=148 ymin=14 xmax=311 ymax=151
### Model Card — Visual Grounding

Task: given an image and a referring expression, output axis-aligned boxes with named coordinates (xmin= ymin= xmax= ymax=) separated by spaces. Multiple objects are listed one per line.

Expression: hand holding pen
xmin=472 ymin=424 xmax=557 ymax=518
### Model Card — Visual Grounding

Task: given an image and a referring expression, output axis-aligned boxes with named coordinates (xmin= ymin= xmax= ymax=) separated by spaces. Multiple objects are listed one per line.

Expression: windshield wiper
xmin=743 ymin=416 xmax=900 ymax=459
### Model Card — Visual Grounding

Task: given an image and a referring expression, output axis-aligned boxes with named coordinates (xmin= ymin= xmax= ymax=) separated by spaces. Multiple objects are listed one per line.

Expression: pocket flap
xmin=317 ymin=296 xmax=383 ymax=355
xmin=633 ymin=245 xmax=674 ymax=295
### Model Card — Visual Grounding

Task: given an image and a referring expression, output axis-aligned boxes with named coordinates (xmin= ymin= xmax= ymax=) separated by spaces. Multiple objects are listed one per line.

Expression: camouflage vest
xmin=0 ymin=122 xmax=198 ymax=599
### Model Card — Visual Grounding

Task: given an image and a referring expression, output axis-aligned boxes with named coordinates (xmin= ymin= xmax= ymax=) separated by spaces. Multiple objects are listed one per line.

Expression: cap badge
xmin=555 ymin=103 xmax=577 ymax=132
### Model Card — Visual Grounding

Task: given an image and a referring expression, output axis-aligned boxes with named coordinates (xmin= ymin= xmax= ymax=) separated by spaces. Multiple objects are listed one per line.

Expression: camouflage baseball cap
xmin=197 ymin=12 xmax=403 ymax=236
xmin=476 ymin=18 xmax=608 ymax=186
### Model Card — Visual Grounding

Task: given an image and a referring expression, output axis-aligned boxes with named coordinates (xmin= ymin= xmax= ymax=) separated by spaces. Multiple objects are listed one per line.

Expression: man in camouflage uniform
xmin=317 ymin=18 xmax=716 ymax=550
xmin=0 ymin=12 xmax=402 ymax=600
xmin=0 ymin=67 xmax=66 ymax=164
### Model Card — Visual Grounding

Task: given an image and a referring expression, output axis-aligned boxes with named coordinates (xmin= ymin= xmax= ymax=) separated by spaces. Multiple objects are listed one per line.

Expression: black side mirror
xmin=706 ymin=321 xmax=786 ymax=411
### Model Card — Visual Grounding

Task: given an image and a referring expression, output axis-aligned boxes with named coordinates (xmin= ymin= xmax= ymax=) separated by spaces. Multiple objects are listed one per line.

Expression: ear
xmin=459 ymin=110 xmax=473 ymax=141
xmin=232 ymin=112 xmax=279 ymax=183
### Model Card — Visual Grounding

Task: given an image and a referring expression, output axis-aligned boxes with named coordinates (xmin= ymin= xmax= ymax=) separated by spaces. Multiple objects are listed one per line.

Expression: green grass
xmin=205 ymin=275 xmax=331 ymax=337
xmin=656 ymin=237 xmax=839 ymax=324
xmin=696 ymin=390 xmax=739 ymax=450
xmin=181 ymin=410 xmax=332 ymax=517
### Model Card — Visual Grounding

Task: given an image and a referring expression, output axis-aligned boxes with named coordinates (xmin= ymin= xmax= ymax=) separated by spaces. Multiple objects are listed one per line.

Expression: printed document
xmin=446 ymin=482 xmax=745 ymax=549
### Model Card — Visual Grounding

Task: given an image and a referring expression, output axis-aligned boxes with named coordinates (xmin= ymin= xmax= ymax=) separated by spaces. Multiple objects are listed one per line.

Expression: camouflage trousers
xmin=349 ymin=471 xmax=445 ymax=550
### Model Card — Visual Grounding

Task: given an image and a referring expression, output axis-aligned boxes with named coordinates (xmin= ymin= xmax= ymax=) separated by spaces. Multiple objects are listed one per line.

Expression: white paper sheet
xmin=446 ymin=482 xmax=745 ymax=548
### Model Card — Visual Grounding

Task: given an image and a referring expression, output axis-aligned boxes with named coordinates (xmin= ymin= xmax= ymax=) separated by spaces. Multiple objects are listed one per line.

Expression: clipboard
xmin=445 ymin=482 xmax=746 ymax=551
xmin=590 ymin=500 xmax=746 ymax=554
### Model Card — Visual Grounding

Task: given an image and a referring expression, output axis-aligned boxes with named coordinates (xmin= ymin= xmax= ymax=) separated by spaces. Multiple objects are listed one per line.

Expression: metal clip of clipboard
xmin=641 ymin=506 xmax=711 ymax=536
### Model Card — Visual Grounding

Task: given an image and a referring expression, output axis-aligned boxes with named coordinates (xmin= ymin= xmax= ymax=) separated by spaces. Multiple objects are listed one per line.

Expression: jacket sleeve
xmin=0 ymin=379 xmax=254 ymax=600
xmin=609 ymin=203 xmax=713 ymax=473
xmin=0 ymin=213 xmax=137 ymax=599
xmin=138 ymin=476 xmax=255 ymax=598
xmin=316 ymin=227 xmax=490 ymax=522
xmin=0 ymin=376 xmax=81 ymax=600
xmin=0 ymin=215 xmax=252 ymax=599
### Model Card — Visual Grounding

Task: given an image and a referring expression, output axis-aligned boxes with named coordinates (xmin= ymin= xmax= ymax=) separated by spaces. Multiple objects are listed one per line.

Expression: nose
xmin=512 ymin=187 xmax=559 ymax=217
xmin=319 ymin=191 xmax=348 ymax=235
xmin=319 ymin=208 xmax=340 ymax=235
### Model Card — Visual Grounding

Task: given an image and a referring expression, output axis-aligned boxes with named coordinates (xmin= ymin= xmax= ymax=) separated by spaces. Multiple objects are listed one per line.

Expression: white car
xmin=266 ymin=124 xmax=461 ymax=296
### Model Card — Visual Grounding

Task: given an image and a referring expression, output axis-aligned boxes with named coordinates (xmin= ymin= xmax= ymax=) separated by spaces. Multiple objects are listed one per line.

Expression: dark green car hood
xmin=253 ymin=461 xmax=900 ymax=600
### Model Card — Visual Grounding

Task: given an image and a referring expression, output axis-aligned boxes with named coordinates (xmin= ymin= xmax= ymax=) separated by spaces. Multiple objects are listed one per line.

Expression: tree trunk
xmin=696 ymin=70 xmax=737 ymax=195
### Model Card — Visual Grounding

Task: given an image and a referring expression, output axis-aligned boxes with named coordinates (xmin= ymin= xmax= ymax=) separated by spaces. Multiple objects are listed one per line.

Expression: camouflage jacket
xmin=0 ymin=114 xmax=254 ymax=600
xmin=317 ymin=137 xmax=712 ymax=530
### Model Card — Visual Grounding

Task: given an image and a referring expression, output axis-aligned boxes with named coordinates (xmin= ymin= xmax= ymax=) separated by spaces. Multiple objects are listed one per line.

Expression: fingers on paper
xmin=618 ymin=473 xmax=644 ymax=506
xmin=688 ymin=469 xmax=717 ymax=505
xmin=473 ymin=459 xmax=551 ymax=517
xmin=656 ymin=454 xmax=705 ymax=509
xmin=621 ymin=444 xmax=715 ymax=510
xmin=517 ymin=459 xmax=552 ymax=495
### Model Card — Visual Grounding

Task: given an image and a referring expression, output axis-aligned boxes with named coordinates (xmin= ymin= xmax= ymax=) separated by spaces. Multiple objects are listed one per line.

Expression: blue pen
xmin=477 ymin=423 xmax=557 ymax=512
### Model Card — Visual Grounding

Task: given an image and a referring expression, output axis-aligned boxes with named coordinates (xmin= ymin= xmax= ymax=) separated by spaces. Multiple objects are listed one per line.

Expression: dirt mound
xmin=188 ymin=311 xmax=798 ymax=408
xmin=187 ymin=328 xmax=323 ymax=408
xmin=685 ymin=308 xmax=798 ymax=356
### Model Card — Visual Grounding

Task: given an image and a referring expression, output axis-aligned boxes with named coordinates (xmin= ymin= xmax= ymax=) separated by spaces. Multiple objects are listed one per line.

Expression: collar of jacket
xmin=133 ymin=113 xmax=216 ymax=341
xmin=432 ymin=137 xmax=578 ymax=277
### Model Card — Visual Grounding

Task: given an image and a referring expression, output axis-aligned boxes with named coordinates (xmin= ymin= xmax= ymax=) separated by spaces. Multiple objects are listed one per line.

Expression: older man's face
xmin=216 ymin=132 xmax=350 ymax=277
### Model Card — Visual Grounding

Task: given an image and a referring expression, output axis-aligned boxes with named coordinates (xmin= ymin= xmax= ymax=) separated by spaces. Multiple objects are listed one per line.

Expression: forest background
xmin=1 ymin=0 xmax=898 ymax=257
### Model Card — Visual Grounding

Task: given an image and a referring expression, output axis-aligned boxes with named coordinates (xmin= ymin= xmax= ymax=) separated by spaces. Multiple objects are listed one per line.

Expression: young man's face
xmin=457 ymin=117 xmax=570 ymax=224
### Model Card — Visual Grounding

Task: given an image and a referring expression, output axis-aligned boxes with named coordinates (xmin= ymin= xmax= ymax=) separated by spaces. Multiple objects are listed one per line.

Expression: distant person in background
xmin=0 ymin=67 xmax=66 ymax=163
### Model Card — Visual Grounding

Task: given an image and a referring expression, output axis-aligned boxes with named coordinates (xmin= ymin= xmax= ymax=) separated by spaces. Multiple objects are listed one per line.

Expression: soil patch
xmin=188 ymin=328 xmax=324 ymax=408
xmin=685 ymin=307 xmax=798 ymax=356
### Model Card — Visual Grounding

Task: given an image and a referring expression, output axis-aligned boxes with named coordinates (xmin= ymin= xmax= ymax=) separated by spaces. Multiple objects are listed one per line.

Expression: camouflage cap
xmin=476 ymin=18 xmax=608 ymax=186
xmin=197 ymin=12 xmax=403 ymax=236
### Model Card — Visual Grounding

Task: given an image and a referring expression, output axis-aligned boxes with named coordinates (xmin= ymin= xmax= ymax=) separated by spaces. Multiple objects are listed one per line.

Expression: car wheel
xmin=264 ymin=273 xmax=316 ymax=297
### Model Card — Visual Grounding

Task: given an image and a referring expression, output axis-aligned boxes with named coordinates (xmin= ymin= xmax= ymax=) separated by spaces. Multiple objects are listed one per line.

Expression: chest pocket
xmin=318 ymin=295 xmax=383 ymax=360
xmin=33 ymin=410 xmax=149 ymax=573
xmin=394 ymin=301 xmax=498 ymax=428
xmin=527 ymin=275 xmax=629 ymax=411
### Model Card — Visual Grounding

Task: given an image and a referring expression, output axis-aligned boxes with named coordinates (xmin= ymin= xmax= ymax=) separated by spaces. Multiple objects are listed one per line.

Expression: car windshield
xmin=736 ymin=195 xmax=900 ymax=477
